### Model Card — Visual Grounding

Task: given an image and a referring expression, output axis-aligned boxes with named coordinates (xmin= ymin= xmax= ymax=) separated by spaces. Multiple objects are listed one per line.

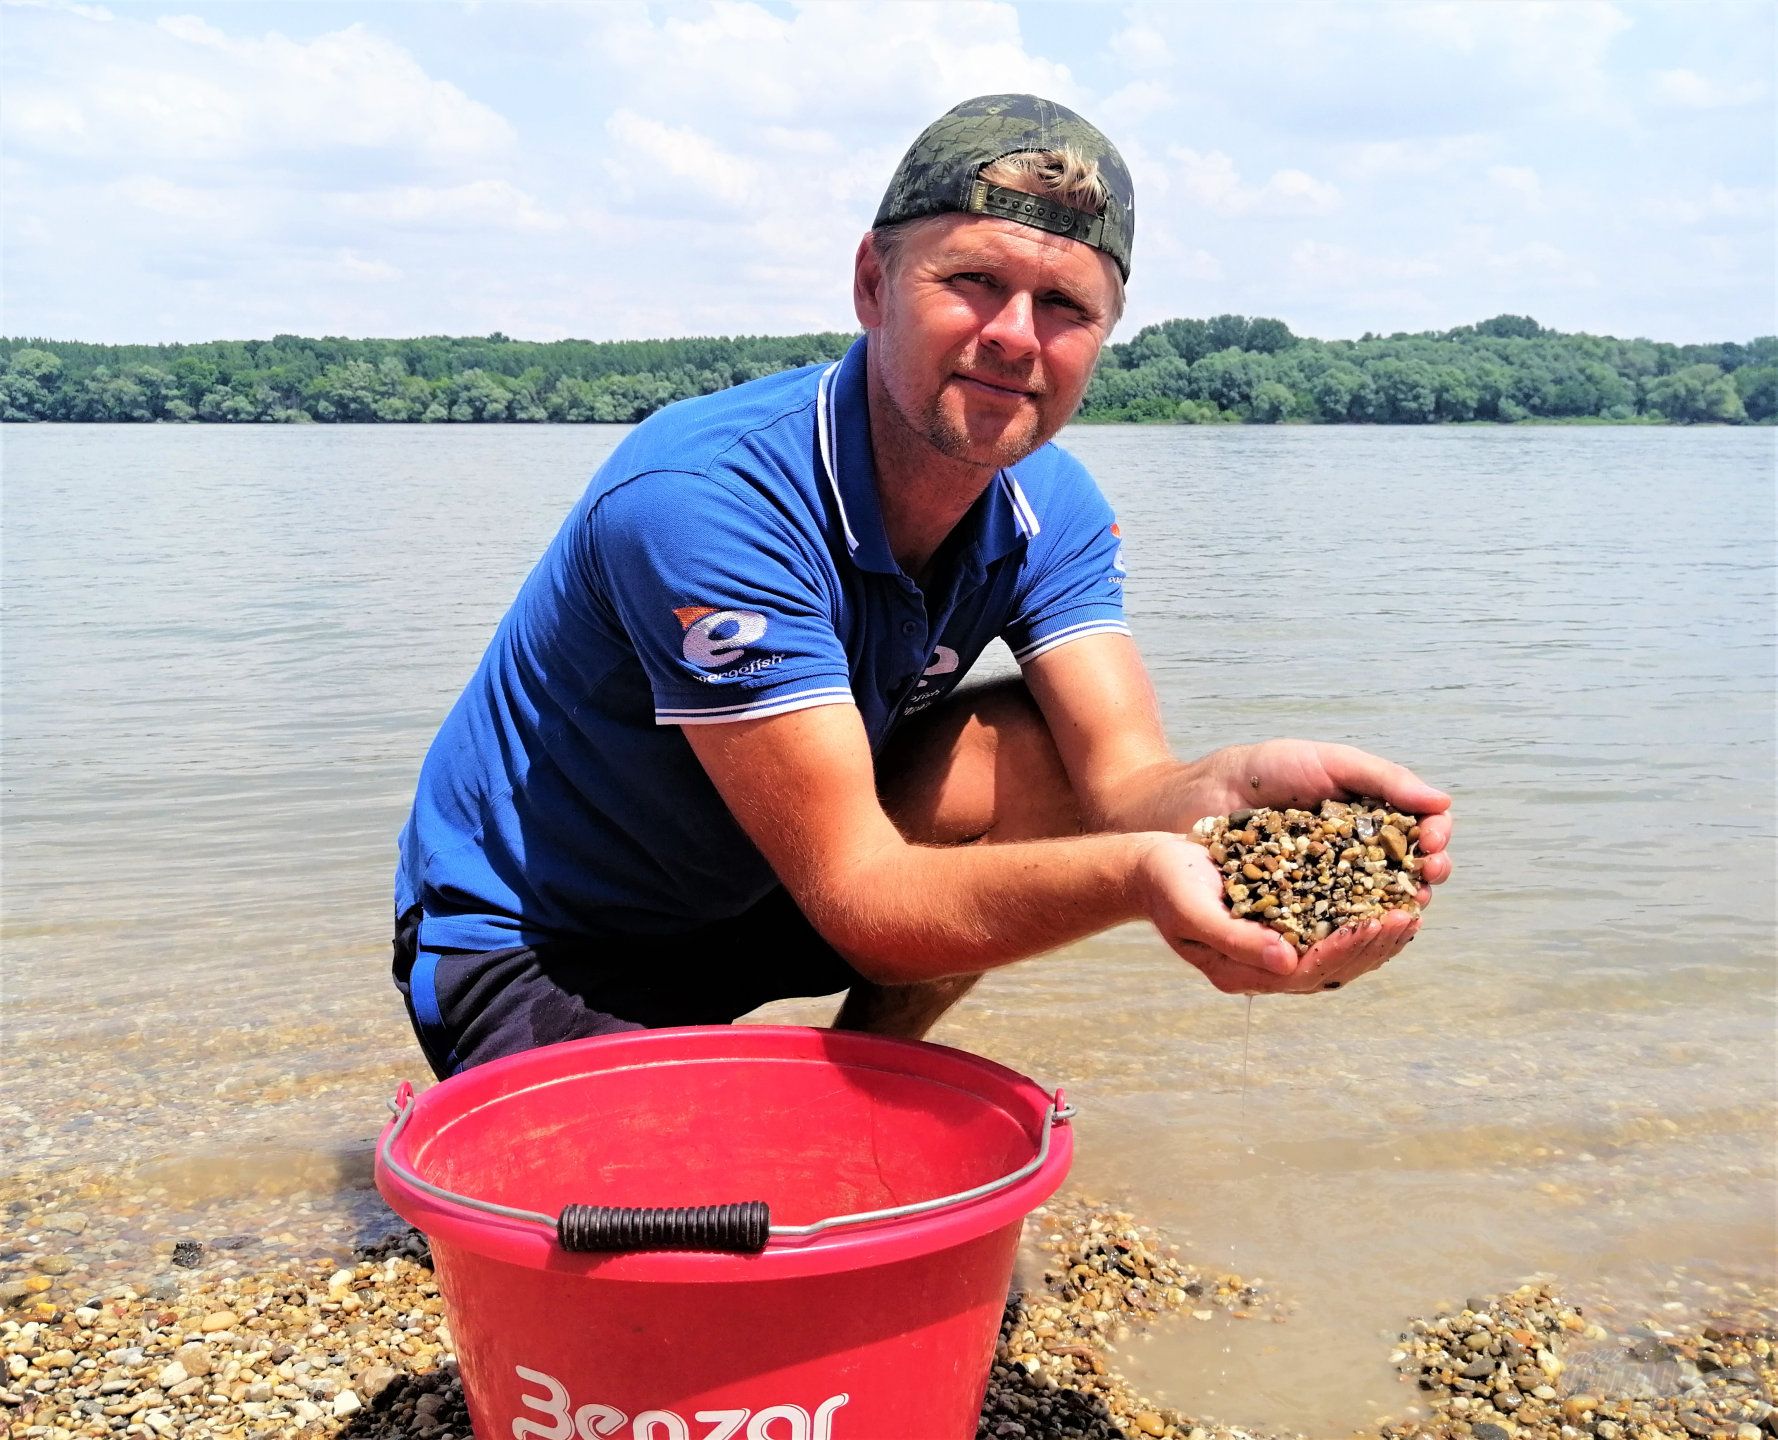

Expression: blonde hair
xmin=976 ymin=146 xmax=1113 ymax=215
xmin=871 ymin=147 xmax=1126 ymax=322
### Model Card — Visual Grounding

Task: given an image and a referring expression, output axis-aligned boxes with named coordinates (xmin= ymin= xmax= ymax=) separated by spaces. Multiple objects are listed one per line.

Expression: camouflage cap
xmin=873 ymin=94 xmax=1135 ymax=279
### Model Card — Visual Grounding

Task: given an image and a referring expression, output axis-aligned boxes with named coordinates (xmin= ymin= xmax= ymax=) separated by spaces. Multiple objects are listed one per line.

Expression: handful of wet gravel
xmin=1190 ymin=797 xmax=1425 ymax=952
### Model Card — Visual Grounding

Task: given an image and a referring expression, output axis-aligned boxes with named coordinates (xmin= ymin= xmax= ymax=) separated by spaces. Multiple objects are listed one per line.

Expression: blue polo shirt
xmin=396 ymin=335 xmax=1130 ymax=953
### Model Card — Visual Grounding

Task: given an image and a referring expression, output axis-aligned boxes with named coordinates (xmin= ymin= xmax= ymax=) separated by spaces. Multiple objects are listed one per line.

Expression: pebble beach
xmin=4 ymin=1194 xmax=1773 ymax=1440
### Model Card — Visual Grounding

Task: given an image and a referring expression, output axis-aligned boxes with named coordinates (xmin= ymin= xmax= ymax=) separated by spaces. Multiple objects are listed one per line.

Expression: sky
xmin=2 ymin=0 xmax=1772 ymax=346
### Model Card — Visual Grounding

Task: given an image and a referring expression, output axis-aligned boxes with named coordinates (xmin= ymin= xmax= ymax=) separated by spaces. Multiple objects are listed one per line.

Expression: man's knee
xmin=877 ymin=676 xmax=1081 ymax=845
xmin=832 ymin=972 xmax=981 ymax=1041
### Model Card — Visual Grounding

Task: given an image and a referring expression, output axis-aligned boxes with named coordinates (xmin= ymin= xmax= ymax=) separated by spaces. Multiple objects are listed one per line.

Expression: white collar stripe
xmin=815 ymin=363 xmax=860 ymax=556
xmin=1000 ymin=472 xmax=1041 ymax=538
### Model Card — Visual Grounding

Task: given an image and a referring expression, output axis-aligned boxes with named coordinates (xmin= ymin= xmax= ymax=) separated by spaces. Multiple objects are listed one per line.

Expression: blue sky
xmin=2 ymin=0 xmax=1771 ymax=345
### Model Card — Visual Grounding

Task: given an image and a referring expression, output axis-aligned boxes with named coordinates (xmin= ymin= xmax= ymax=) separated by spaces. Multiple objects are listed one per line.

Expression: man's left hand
xmin=1188 ymin=738 xmax=1453 ymax=901
xmin=1177 ymin=739 xmax=1452 ymax=994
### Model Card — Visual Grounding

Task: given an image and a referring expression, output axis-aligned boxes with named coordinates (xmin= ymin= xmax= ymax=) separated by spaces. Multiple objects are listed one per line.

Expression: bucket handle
xmin=380 ymin=1079 xmax=1075 ymax=1255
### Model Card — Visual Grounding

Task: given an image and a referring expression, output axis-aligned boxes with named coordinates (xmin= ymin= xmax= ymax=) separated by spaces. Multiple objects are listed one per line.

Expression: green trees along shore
xmin=1 ymin=315 xmax=1771 ymax=425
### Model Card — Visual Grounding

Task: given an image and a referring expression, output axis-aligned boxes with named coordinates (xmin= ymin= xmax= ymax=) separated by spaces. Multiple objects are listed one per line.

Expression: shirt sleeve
xmin=1000 ymin=453 xmax=1133 ymax=665
xmin=589 ymin=468 xmax=857 ymax=725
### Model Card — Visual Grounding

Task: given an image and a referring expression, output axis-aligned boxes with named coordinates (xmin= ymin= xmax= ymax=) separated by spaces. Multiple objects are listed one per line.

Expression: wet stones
xmin=1384 ymin=1283 xmax=1778 ymax=1440
xmin=38 ymin=1211 xmax=88 ymax=1237
xmin=0 ymin=1235 xmax=469 ymax=1439
xmin=977 ymin=1200 xmax=1290 ymax=1440
xmin=1191 ymin=797 xmax=1425 ymax=952
xmin=6 ymin=1199 xmax=1772 ymax=1440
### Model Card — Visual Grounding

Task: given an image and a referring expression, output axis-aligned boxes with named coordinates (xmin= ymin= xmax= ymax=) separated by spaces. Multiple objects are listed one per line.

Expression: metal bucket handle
xmin=380 ymin=1079 xmax=1075 ymax=1254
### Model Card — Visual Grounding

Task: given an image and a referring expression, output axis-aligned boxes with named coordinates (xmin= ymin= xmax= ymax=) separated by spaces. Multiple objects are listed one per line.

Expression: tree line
xmin=2 ymin=315 xmax=1771 ymax=425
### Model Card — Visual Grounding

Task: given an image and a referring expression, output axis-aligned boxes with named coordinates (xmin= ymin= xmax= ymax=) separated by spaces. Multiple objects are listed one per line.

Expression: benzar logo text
xmin=511 ymin=1365 xmax=849 ymax=1439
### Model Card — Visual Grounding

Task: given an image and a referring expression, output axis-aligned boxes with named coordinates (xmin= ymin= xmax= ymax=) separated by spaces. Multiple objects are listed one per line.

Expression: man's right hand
xmin=1134 ymin=833 xmax=1421 ymax=995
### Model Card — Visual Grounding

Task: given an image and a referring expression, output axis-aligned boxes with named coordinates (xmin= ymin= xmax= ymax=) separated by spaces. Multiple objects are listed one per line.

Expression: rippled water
xmin=3 ymin=422 xmax=1773 ymax=1430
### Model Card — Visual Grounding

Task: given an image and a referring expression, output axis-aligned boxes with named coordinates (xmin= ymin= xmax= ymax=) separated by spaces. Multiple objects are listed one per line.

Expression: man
xmin=393 ymin=94 xmax=1452 ymax=1078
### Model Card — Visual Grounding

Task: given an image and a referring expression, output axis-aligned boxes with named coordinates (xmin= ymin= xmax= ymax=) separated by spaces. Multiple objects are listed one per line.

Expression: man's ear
xmin=854 ymin=233 xmax=886 ymax=330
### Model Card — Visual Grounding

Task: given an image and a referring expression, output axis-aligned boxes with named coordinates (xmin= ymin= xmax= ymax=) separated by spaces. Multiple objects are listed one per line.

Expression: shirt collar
xmin=817 ymin=335 xmax=1040 ymax=579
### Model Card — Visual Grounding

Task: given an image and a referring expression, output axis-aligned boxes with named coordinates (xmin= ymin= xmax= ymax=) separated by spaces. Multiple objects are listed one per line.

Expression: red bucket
xmin=375 ymin=1025 xmax=1073 ymax=1440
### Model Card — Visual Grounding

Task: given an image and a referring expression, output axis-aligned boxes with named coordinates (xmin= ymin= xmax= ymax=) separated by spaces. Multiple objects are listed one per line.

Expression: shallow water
xmin=3 ymin=422 xmax=1774 ymax=1431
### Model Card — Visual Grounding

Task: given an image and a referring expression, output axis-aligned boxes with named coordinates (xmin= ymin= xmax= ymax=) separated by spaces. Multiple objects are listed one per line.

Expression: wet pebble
xmin=39 ymin=1212 xmax=88 ymax=1236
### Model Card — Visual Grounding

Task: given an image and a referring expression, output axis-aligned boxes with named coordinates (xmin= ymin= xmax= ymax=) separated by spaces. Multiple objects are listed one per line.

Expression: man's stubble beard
xmin=891 ymin=373 xmax=1057 ymax=474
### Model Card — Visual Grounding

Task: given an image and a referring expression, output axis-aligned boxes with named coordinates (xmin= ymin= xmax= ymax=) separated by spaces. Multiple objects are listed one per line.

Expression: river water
xmin=3 ymin=422 xmax=1773 ymax=1431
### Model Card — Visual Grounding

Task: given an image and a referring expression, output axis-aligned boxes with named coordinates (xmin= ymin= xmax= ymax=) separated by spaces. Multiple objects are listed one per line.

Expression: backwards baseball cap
xmin=873 ymin=93 xmax=1135 ymax=279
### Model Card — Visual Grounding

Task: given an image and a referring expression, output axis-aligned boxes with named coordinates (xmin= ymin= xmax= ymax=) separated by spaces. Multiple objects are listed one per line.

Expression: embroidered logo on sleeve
xmin=1109 ymin=520 xmax=1126 ymax=584
xmin=674 ymin=605 xmax=768 ymax=668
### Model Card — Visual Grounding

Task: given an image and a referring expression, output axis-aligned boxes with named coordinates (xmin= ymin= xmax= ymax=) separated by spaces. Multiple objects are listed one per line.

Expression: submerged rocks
xmin=1191 ymin=798 xmax=1426 ymax=952
xmin=1384 ymin=1283 xmax=1778 ymax=1440
xmin=978 ymin=1200 xmax=1292 ymax=1440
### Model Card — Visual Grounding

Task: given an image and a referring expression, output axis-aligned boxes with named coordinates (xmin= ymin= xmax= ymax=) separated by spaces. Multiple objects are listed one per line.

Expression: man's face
xmin=855 ymin=212 xmax=1120 ymax=472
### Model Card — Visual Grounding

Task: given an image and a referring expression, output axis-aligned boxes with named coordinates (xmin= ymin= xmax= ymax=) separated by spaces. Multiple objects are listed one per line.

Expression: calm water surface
xmin=3 ymin=423 xmax=1774 ymax=1431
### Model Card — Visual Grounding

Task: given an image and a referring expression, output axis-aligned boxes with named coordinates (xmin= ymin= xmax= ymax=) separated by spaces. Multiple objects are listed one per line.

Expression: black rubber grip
xmin=556 ymin=1202 xmax=771 ymax=1253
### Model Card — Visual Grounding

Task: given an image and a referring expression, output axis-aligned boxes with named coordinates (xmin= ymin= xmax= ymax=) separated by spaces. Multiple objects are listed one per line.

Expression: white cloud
xmin=1096 ymin=79 xmax=1176 ymax=131
xmin=1424 ymin=231 xmax=1588 ymax=289
xmin=604 ymin=111 xmax=760 ymax=210
xmin=1110 ymin=0 xmax=1645 ymax=146
xmin=1106 ymin=17 xmax=1173 ymax=74
xmin=333 ymin=180 xmax=565 ymax=233
xmin=586 ymin=0 xmax=1076 ymax=130
xmin=1488 ymin=165 xmax=1544 ymax=209
xmin=1642 ymin=184 xmax=1775 ymax=227
xmin=756 ymin=126 xmax=843 ymax=158
xmin=0 ymin=0 xmax=1768 ymax=346
xmin=1340 ymin=135 xmax=1494 ymax=180
xmin=1141 ymin=234 xmax=1225 ymax=283
xmin=1277 ymin=230 xmax=1598 ymax=334
xmin=2 ymin=13 xmax=514 ymax=166
xmin=109 ymin=175 xmax=255 ymax=227
xmin=1289 ymin=241 xmax=1442 ymax=287
xmin=1481 ymin=239 xmax=1596 ymax=289
xmin=1 ymin=0 xmax=114 ymax=18
xmin=1264 ymin=169 xmax=1342 ymax=216
xmin=5 ymin=92 xmax=92 ymax=147
xmin=1170 ymin=148 xmax=1341 ymax=218
xmin=1400 ymin=0 xmax=1633 ymax=113
xmin=1652 ymin=68 xmax=1767 ymax=110
xmin=330 ymin=251 xmax=402 ymax=284
xmin=571 ymin=0 xmax=1096 ymax=332
xmin=8 ymin=212 xmax=53 ymax=247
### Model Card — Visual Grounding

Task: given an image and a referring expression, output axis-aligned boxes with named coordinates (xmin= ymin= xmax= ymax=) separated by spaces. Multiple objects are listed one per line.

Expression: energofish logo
xmin=901 ymin=644 xmax=962 ymax=717
xmin=675 ymin=606 xmax=767 ymax=669
xmin=511 ymin=1365 xmax=849 ymax=1440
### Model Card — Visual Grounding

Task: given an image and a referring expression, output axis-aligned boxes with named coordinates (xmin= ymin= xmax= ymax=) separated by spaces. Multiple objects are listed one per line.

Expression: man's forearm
xmin=809 ymin=829 xmax=1165 ymax=985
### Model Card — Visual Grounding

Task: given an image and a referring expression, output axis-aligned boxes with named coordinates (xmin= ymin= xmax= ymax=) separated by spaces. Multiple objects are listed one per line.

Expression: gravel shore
xmin=5 ymin=1197 xmax=1771 ymax=1440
